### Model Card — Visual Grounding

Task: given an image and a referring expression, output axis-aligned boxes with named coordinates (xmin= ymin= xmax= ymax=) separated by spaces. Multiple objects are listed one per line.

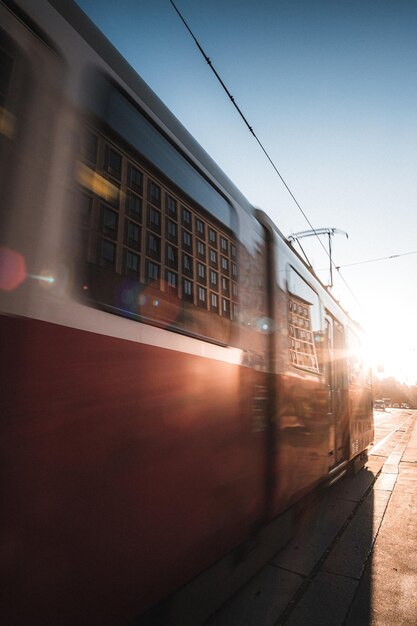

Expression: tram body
xmin=0 ymin=1 xmax=373 ymax=624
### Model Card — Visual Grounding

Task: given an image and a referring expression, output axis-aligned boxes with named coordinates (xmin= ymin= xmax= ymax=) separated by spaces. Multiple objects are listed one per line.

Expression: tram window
xmin=347 ymin=328 xmax=366 ymax=385
xmin=78 ymin=121 xmax=237 ymax=345
xmin=287 ymin=267 xmax=323 ymax=373
xmin=101 ymin=84 xmax=233 ymax=228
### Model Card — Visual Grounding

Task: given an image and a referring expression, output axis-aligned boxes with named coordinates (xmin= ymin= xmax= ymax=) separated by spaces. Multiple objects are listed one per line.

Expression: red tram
xmin=0 ymin=1 xmax=373 ymax=624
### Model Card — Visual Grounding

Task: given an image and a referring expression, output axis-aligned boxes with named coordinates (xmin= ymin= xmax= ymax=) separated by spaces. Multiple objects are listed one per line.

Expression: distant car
xmin=374 ymin=400 xmax=386 ymax=411
xmin=393 ymin=403 xmax=399 ymax=408
xmin=401 ymin=403 xmax=409 ymax=409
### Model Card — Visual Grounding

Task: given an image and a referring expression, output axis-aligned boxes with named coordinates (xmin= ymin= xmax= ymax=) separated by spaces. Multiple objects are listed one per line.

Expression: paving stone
xmin=285 ymin=571 xmax=358 ymax=626
xmin=333 ymin=467 xmax=376 ymax=503
xmin=271 ymin=494 xmax=356 ymax=576
xmin=373 ymin=472 xmax=397 ymax=491
xmin=323 ymin=492 xmax=390 ymax=580
xmin=346 ymin=465 xmax=417 ymax=626
xmin=207 ymin=564 xmax=303 ymax=626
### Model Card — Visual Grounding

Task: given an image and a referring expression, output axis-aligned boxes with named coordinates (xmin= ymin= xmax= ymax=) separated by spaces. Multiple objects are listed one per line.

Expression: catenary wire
xmin=169 ymin=0 xmax=363 ymax=311
xmin=315 ymin=249 xmax=417 ymax=272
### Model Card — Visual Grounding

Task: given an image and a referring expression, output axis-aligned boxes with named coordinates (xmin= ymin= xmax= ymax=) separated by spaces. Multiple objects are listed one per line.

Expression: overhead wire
xmin=315 ymin=249 xmax=417 ymax=272
xmin=169 ymin=0 xmax=364 ymax=312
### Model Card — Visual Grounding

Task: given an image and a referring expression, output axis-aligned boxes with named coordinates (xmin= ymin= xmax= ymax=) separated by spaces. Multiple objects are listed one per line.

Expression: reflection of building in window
xmin=78 ymin=127 xmax=238 ymax=328
xmin=288 ymin=296 xmax=319 ymax=372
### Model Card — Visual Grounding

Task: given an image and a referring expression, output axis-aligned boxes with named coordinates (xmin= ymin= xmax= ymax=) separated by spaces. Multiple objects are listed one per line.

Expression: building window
xmin=101 ymin=206 xmax=118 ymax=239
xmin=182 ymin=207 xmax=192 ymax=229
xmin=183 ymin=253 xmax=193 ymax=276
xmin=127 ymin=164 xmax=143 ymax=194
xmin=99 ymin=239 xmax=116 ymax=269
xmin=146 ymin=260 xmax=160 ymax=284
xmin=221 ymin=256 xmax=229 ymax=274
xmin=221 ymin=276 xmax=229 ymax=295
xmin=126 ymin=192 xmax=142 ymax=222
xmin=209 ymin=249 xmax=217 ymax=267
xmin=231 ymin=262 xmax=238 ymax=278
xmin=147 ymin=233 xmax=161 ymax=260
xmin=183 ymin=278 xmax=193 ymax=301
xmin=182 ymin=229 xmax=192 ymax=251
xmin=198 ymin=286 xmax=207 ymax=308
xmin=124 ymin=249 xmax=140 ymax=277
xmin=210 ymin=270 xmax=218 ymax=288
xmin=220 ymin=237 xmax=228 ymax=253
xmin=166 ymin=195 xmax=177 ymax=218
xmin=210 ymin=292 xmax=218 ymax=312
xmin=287 ymin=267 xmax=322 ymax=373
xmin=232 ymin=282 xmax=238 ymax=298
xmin=148 ymin=206 xmax=161 ymax=233
xmin=104 ymin=144 xmax=122 ymax=179
xmin=208 ymin=228 xmax=217 ymax=245
xmin=232 ymin=303 xmax=238 ymax=320
xmin=197 ymin=240 xmax=205 ymax=259
xmin=148 ymin=180 xmax=161 ymax=207
xmin=196 ymin=218 xmax=205 ymax=238
xmin=197 ymin=262 xmax=206 ymax=284
xmin=222 ymin=298 xmax=230 ymax=317
xmin=166 ymin=270 xmax=178 ymax=295
xmin=166 ymin=218 xmax=177 ymax=242
xmin=231 ymin=244 xmax=237 ymax=259
xmin=125 ymin=219 xmax=141 ymax=249
xmin=166 ymin=243 xmax=178 ymax=268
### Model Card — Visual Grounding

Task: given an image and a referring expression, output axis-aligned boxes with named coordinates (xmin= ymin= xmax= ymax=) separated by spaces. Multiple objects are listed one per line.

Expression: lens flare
xmin=140 ymin=282 xmax=180 ymax=327
xmin=0 ymin=247 xmax=26 ymax=291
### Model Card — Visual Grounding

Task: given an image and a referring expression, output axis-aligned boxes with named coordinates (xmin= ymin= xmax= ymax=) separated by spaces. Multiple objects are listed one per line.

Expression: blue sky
xmin=76 ymin=0 xmax=417 ymax=382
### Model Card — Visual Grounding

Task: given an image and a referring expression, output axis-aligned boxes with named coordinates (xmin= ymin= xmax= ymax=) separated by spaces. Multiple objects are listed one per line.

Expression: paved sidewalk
xmin=208 ymin=412 xmax=417 ymax=625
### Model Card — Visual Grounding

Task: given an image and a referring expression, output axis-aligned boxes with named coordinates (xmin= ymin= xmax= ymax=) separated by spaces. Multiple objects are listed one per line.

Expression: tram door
xmin=325 ymin=315 xmax=347 ymax=467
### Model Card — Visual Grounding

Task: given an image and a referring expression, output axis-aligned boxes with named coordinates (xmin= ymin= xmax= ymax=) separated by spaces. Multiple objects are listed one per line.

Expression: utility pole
xmin=288 ymin=228 xmax=348 ymax=288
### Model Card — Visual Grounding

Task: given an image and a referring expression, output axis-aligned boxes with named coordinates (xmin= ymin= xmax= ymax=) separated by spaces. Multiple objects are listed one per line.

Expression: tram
xmin=0 ymin=1 xmax=373 ymax=624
